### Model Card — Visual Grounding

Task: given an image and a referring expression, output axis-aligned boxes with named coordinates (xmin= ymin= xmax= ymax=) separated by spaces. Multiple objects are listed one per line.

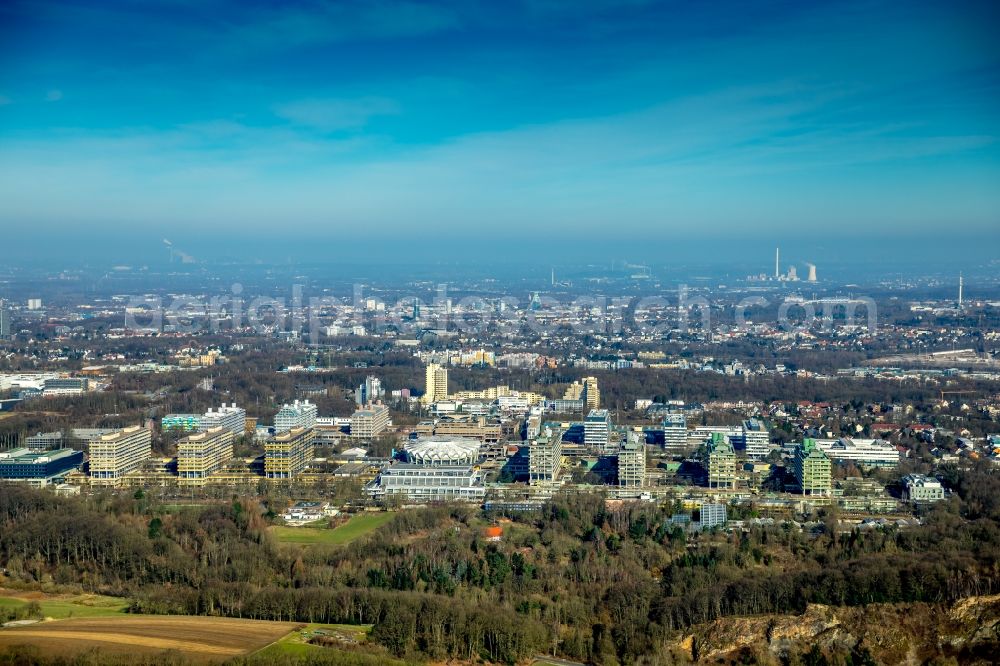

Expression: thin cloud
xmin=273 ymin=97 xmax=399 ymax=131
xmin=45 ymin=89 xmax=63 ymax=102
xmin=223 ymin=1 xmax=459 ymax=53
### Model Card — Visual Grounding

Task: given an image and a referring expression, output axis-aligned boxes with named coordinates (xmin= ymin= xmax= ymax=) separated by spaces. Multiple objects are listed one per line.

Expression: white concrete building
xmin=814 ymin=437 xmax=900 ymax=468
xmin=350 ymin=403 xmax=391 ymax=439
xmin=529 ymin=429 xmax=562 ymax=485
xmin=275 ymin=400 xmax=317 ymax=433
xmin=902 ymin=474 xmax=945 ymax=502
xmin=584 ymin=409 xmax=611 ymax=453
xmin=367 ymin=437 xmax=485 ymax=502
xmin=200 ymin=403 xmax=246 ymax=436
xmin=662 ymin=413 xmax=687 ymax=450
xmin=618 ymin=431 xmax=646 ymax=487
xmin=742 ymin=419 xmax=772 ymax=460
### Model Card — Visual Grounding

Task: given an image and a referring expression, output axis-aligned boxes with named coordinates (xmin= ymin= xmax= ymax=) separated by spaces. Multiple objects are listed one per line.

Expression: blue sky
xmin=0 ymin=0 xmax=998 ymax=261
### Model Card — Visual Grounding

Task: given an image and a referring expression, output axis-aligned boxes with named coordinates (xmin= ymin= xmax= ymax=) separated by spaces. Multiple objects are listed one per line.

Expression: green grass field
xmin=157 ymin=503 xmax=215 ymax=514
xmin=271 ymin=512 xmax=395 ymax=546
xmin=0 ymin=593 xmax=128 ymax=620
xmin=249 ymin=623 xmax=410 ymax=665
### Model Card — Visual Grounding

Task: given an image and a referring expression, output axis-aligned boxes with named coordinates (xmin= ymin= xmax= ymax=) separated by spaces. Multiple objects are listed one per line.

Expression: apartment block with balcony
xmin=265 ymin=427 xmax=315 ymax=479
xmin=88 ymin=426 xmax=152 ymax=487
xmin=177 ymin=426 xmax=234 ymax=486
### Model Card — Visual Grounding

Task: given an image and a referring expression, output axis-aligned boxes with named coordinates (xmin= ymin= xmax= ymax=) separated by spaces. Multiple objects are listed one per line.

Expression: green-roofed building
xmin=794 ymin=438 xmax=832 ymax=496
xmin=704 ymin=432 xmax=737 ymax=489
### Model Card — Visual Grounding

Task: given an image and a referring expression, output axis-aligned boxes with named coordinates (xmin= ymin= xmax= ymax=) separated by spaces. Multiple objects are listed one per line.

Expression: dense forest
xmin=3 ymin=460 xmax=1000 ymax=664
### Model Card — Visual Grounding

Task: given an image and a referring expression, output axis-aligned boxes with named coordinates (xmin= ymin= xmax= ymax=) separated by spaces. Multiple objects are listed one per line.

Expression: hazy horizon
xmin=2 ymin=0 xmax=999 ymax=252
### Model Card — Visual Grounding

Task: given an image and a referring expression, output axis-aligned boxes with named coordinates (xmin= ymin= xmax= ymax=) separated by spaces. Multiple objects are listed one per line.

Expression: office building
xmin=355 ymin=375 xmax=384 ymax=406
xmin=547 ymin=398 xmax=585 ymax=413
xmin=0 ymin=447 xmax=84 ymax=486
xmin=526 ymin=412 xmax=542 ymax=440
xmin=367 ymin=437 xmax=485 ymax=502
xmin=88 ymin=426 xmax=153 ymax=487
xmin=690 ymin=425 xmax=743 ymax=448
xmin=584 ymin=409 xmax=611 ymax=453
xmin=618 ymin=431 xmax=646 ymax=487
xmin=529 ymin=429 xmax=562 ymax=485
xmin=367 ymin=463 xmax=485 ymax=503
xmin=704 ymin=433 xmax=738 ymax=489
xmin=902 ymin=474 xmax=945 ymax=503
xmin=264 ymin=427 xmax=315 ymax=479
xmin=69 ymin=427 xmax=117 ymax=442
xmin=176 ymin=427 xmax=234 ymax=486
xmin=415 ymin=416 xmax=502 ymax=443
xmin=42 ymin=377 xmax=88 ymax=396
xmin=662 ymin=413 xmax=687 ymax=450
xmin=274 ymin=400 xmax=317 ymax=433
xmin=582 ymin=376 xmax=601 ymax=409
xmin=0 ymin=300 xmax=11 ymax=340
xmin=0 ymin=372 xmax=61 ymax=392
xmin=449 ymin=385 xmax=545 ymax=406
xmin=162 ymin=414 xmax=201 ymax=431
xmin=350 ymin=403 xmax=390 ymax=439
xmin=814 ymin=437 xmax=900 ymax=468
xmin=25 ymin=431 xmax=65 ymax=450
xmin=741 ymin=419 xmax=772 ymax=460
xmin=793 ymin=438 xmax=832 ymax=496
xmin=422 ymin=363 xmax=449 ymax=405
xmin=699 ymin=503 xmax=727 ymax=529
xmin=200 ymin=403 xmax=246 ymax=436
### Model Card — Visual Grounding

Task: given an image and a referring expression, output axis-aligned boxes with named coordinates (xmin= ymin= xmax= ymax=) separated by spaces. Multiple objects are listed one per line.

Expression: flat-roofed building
xmin=584 ymin=409 xmax=611 ymax=453
xmin=902 ymin=474 xmax=945 ymax=503
xmin=177 ymin=427 xmax=234 ymax=486
xmin=264 ymin=427 xmax=314 ymax=479
xmin=690 ymin=425 xmax=742 ymax=450
xmin=88 ymin=426 xmax=152 ymax=487
xmin=421 ymin=416 xmax=502 ymax=443
xmin=162 ymin=413 xmax=201 ymax=431
xmin=618 ymin=431 xmax=646 ymax=487
xmin=355 ymin=375 xmax=383 ymax=406
xmin=42 ymin=377 xmax=88 ymax=396
xmin=563 ymin=376 xmax=600 ymax=409
xmin=529 ymin=428 xmax=562 ymax=485
xmin=814 ymin=437 xmax=900 ymax=468
xmin=350 ymin=403 xmax=390 ymax=439
xmin=201 ymin=403 xmax=246 ymax=436
xmin=0 ymin=300 xmax=10 ymax=341
xmin=547 ymin=398 xmax=585 ymax=413
xmin=742 ymin=419 xmax=772 ymax=460
xmin=367 ymin=463 xmax=485 ymax=502
xmin=422 ymin=363 xmax=449 ymax=405
xmin=699 ymin=503 xmax=727 ymax=529
xmin=0 ymin=447 xmax=84 ymax=486
xmin=794 ymin=438 xmax=832 ymax=496
xmin=662 ymin=413 xmax=687 ymax=450
xmin=25 ymin=431 xmax=65 ymax=450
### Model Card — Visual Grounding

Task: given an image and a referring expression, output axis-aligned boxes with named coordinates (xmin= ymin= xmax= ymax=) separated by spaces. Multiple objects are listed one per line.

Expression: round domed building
xmin=404 ymin=437 xmax=481 ymax=466
xmin=367 ymin=436 xmax=485 ymax=503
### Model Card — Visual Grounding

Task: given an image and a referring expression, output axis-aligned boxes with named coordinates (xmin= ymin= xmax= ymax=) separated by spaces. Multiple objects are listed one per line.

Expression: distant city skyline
xmin=1 ymin=0 xmax=998 ymax=252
